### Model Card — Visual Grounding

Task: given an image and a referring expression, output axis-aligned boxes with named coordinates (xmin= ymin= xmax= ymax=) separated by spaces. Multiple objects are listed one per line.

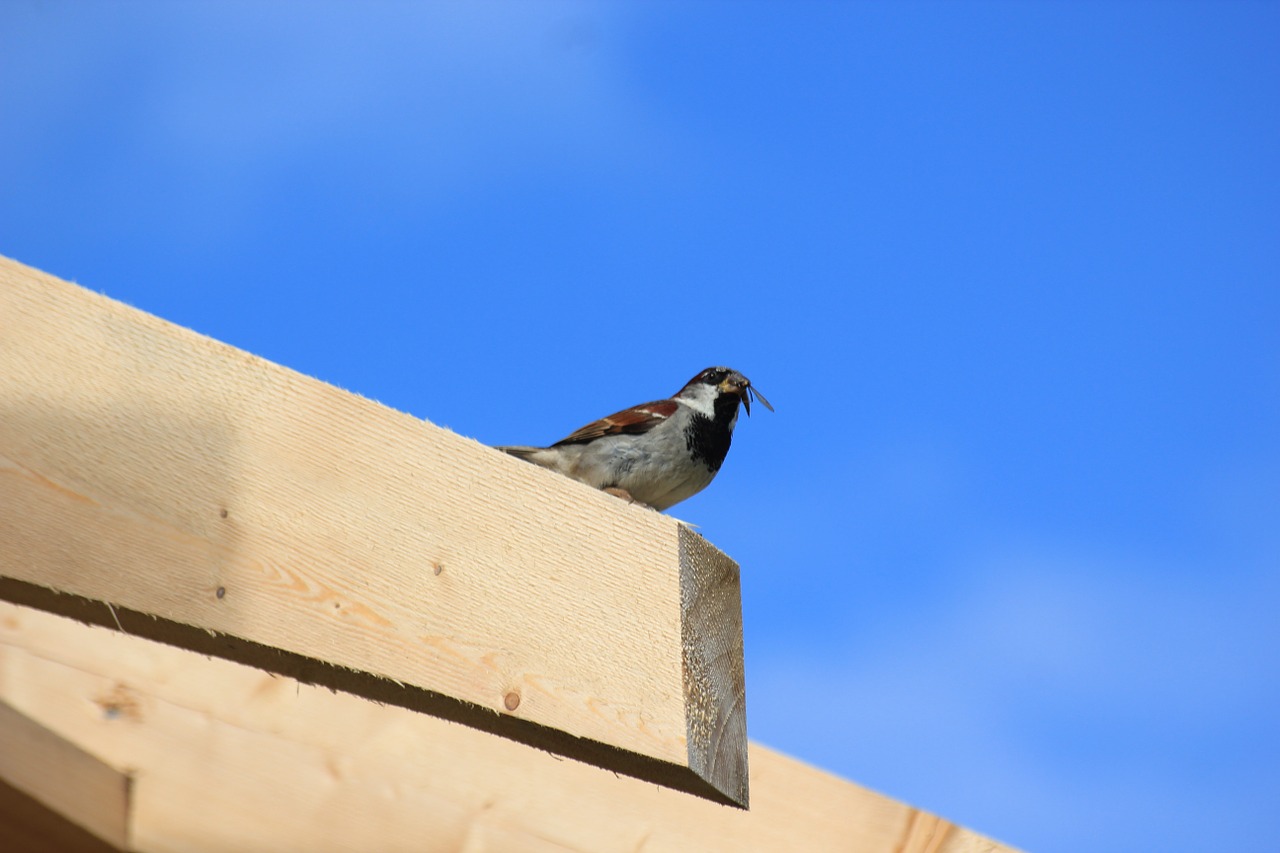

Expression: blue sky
xmin=2 ymin=2 xmax=1277 ymax=850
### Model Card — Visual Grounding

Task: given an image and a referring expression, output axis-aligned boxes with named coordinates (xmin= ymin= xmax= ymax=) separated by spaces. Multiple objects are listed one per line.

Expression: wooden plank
xmin=0 ymin=601 xmax=1020 ymax=853
xmin=0 ymin=255 xmax=747 ymax=806
xmin=0 ymin=699 xmax=131 ymax=850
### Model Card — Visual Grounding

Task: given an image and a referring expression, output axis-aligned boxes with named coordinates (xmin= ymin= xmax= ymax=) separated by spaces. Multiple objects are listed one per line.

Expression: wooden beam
xmin=0 ymin=602 xmax=1020 ymax=852
xmin=0 ymin=255 xmax=747 ymax=806
xmin=0 ymin=699 xmax=131 ymax=850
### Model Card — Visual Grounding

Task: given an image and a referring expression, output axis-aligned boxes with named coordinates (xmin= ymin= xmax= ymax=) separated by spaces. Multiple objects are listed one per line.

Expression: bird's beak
xmin=720 ymin=374 xmax=774 ymax=416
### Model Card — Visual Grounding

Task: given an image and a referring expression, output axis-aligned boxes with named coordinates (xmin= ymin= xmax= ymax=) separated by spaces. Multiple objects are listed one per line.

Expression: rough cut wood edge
xmin=679 ymin=525 xmax=749 ymax=808
xmin=0 ymin=254 xmax=749 ymax=806
xmin=0 ymin=699 xmax=132 ymax=850
xmin=0 ymin=602 xmax=1023 ymax=852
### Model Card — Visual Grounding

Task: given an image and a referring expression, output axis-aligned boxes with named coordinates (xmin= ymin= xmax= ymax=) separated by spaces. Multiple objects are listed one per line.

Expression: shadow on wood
xmin=0 ymin=576 xmax=740 ymax=808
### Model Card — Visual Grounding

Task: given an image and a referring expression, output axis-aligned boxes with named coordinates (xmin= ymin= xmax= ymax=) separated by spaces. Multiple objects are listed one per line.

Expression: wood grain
xmin=679 ymin=524 xmax=748 ymax=807
xmin=0 ymin=254 xmax=747 ymax=805
xmin=0 ymin=699 xmax=131 ymax=849
xmin=0 ymin=602 xmax=1022 ymax=852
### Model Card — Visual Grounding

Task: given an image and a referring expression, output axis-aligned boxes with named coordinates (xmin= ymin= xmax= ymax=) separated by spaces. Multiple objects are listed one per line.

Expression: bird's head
xmin=678 ymin=366 xmax=774 ymax=417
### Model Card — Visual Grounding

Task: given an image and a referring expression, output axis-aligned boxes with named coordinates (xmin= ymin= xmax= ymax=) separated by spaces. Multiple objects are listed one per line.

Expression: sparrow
xmin=496 ymin=367 xmax=772 ymax=511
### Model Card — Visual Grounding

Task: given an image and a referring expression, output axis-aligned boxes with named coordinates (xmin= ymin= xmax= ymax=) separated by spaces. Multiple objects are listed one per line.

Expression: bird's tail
xmin=494 ymin=445 xmax=542 ymax=462
xmin=498 ymin=444 xmax=568 ymax=468
xmin=494 ymin=445 xmax=572 ymax=476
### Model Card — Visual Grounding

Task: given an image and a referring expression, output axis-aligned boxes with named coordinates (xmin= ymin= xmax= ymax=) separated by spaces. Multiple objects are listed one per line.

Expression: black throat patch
xmin=685 ymin=394 xmax=739 ymax=472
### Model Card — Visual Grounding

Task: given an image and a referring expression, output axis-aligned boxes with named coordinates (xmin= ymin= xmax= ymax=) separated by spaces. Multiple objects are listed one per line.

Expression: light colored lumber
xmin=0 ymin=698 xmax=131 ymax=850
xmin=0 ymin=255 xmax=746 ymax=805
xmin=0 ymin=601 xmax=1020 ymax=853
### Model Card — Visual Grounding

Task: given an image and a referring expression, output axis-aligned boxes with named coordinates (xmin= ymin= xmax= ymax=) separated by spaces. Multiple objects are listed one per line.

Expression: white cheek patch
xmin=678 ymin=385 xmax=718 ymax=418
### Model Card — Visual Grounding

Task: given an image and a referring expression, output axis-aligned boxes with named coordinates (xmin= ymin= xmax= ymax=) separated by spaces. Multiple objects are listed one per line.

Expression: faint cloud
xmin=0 ymin=2 xmax=673 ymax=239
xmin=748 ymin=550 xmax=1279 ymax=853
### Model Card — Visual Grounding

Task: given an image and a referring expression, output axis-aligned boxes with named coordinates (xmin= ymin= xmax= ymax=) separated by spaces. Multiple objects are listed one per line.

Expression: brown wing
xmin=552 ymin=400 xmax=679 ymax=446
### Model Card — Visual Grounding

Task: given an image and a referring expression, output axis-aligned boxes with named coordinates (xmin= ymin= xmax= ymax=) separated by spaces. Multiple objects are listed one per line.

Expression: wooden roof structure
xmin=0 ymin=256 xmax=1018 ymax=851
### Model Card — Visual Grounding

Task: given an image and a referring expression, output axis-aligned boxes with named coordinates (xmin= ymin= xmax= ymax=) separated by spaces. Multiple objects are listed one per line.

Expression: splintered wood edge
xmin=0 ymin=699 xmax=132 ymax=849
xmin=678 ymin=525 xmax=749 ymax=809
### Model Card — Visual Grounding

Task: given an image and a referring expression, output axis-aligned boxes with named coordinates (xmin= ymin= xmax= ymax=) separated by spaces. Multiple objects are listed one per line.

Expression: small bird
xmin=496 ymin=367 xmax=772 ymax=510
